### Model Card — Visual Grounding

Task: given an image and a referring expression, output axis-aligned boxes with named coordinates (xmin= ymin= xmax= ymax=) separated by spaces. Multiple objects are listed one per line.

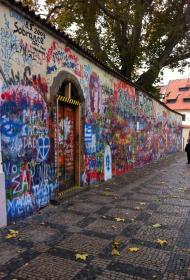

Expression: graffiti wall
xmin=0 ymin=10 xmax=57 ymax=222
xmin=0 ymin=3 xmax=182 ymax=222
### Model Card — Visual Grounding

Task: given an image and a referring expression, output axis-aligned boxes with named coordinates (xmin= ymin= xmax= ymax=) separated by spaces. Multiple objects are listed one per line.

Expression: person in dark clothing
xmin=185 ymin=139 xmax=190 ymax=164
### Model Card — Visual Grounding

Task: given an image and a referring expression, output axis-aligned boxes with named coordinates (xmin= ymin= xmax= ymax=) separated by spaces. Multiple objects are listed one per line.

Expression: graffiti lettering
xmin=14 ymin=22 xmax=45 ymax=47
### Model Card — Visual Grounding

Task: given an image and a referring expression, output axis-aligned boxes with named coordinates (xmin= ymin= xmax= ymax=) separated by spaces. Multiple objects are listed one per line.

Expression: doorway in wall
xmin=56 ymin=81 xmax=81 ymax=192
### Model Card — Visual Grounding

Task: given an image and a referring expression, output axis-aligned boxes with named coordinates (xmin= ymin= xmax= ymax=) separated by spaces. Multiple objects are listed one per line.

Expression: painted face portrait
xmin=0 ymin=85 xmax=49 ymax=161
xmin=89 ymin=72 xmax=101 ymax=114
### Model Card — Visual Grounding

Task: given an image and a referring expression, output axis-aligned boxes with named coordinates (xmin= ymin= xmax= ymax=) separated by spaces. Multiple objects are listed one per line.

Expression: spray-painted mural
xmin=0 ymin=3 xmax=182 ymax=222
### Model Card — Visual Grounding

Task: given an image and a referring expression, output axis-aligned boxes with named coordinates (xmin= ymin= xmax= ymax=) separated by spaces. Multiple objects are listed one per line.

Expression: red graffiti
xmin=46 ymin=41 xmax=57 ymax=64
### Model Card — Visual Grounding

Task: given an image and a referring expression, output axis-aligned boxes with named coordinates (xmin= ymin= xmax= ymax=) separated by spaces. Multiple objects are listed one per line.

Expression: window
xmin=183 ymin=98 xmax=190 ymax=103
xmin=179 ymin=87 xmax=190 ymax=91
xmin=166 ymin=99 xmax=176 ymax=104
xmin=182 ymin=114 xmax=186 ymax=121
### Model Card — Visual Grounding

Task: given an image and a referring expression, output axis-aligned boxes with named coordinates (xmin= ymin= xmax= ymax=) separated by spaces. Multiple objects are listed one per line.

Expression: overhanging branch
xmin=92 ymin=0 xmax=124 ymax=24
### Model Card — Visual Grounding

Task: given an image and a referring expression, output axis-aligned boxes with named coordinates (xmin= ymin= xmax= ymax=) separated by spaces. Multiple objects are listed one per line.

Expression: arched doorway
xmin=50 ymin=72 xmax=84 ymax=193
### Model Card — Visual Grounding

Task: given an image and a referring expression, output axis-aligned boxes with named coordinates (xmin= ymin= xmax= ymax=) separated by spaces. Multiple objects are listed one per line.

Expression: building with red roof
xmin=162 ymin=78 xmax=190 ymax=149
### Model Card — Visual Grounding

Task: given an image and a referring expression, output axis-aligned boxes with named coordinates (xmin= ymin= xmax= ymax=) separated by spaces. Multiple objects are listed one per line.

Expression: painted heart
xmin=38 ymin=137 xmax=50 ymax=161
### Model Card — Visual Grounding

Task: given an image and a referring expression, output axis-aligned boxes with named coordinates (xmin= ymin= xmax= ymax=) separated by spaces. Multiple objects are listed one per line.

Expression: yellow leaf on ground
xmin=155 ymin=239 xmax=168 ymax=246
xmin=114 ymin=217 xmax=125 ymax=222
xmin=75 ymin=253 xmax=89 ymax=261
xmin=152 ymin=223 xmax=161 ymax=228
xmin=112 ymin=225 xmax=117 ymax=229
xmin=5 ymin=234 xmax=14 ymax=239
xmin=101 ymin=191 xmax=113 ymax=196
xmin=113 ymin=240 xmax=121 ymax=247
xmin=140 ymin=202 xmax=146 ymax=206
xmin=5 ymin=229 xmax=19 ymax=239
xmin=16 ymin=249 xmax=23 ymax=253
xmin=135 ymin=207 xmax=141 ymax=210
xmin=128 ymin=247 xmax=140 ymax=252
xmin=9 ymin=229 xmax=18 ymax=234
xmin=111 ymin=248 xmax=120 ymax=256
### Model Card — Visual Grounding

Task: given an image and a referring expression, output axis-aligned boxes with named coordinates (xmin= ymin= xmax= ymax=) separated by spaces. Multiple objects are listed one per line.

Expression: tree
xmin=21 ymin=0 xmax=38 ymax=10
xmin=23 ymin=0 xmax=190 ymax=98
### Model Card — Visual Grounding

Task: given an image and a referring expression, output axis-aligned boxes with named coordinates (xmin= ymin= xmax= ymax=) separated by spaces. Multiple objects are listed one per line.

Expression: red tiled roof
xmin=162 ymin=78 xmax=190 ymax=110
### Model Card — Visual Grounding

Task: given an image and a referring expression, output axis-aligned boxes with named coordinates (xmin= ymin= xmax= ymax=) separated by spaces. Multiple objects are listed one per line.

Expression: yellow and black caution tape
xmin=58 ymin=186 xmax=80 ymax=200
xmin=57 ymin=95 xmax=81 ymax=106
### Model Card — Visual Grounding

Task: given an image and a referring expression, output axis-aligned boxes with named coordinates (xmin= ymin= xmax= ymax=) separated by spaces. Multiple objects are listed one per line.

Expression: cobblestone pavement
xmin=1 ymin=152 xmax=190 ymax=280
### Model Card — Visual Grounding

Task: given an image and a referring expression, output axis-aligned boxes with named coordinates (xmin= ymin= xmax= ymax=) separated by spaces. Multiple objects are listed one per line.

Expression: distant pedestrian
xmin=185 ymin=139 xmax=190 ymax=164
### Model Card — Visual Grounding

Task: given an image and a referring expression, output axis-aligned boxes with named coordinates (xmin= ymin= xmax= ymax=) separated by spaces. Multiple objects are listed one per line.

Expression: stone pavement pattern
xmin=0 ymin=152 xmax=190 ymax=280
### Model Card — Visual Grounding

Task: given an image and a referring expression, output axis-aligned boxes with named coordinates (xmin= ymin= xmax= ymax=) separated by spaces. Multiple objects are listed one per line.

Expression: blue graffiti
xmin=1 ymin=121 xmax=23 ymax=137
xmin=47 ymin=65 xmax=57 ymax=74
xmin=0 ymin=14 xmax=19 ymax=74
xmin=32 ymin=182 xmax=56 ymax=208
xmin=7 ymin=194 xmax=35 ymax=222
xmin=38 ymin=137 xmax=50 ymax=161
xmin=106 ymin=154 xmax=110 ymax=171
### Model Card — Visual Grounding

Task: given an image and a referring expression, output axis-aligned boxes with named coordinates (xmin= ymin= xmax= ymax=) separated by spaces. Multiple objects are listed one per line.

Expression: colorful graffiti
xmin=57 ymin=104 xmax=75 ymax=190
xmin=0 ymin=5 xmax=182 ymax=222
xmin=0 ymin=85 xmax=56 ymax=222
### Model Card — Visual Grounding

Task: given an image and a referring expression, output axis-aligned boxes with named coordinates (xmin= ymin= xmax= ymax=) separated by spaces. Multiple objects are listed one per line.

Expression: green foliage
xmin=21 ymin=0 xmax=190 ymax=99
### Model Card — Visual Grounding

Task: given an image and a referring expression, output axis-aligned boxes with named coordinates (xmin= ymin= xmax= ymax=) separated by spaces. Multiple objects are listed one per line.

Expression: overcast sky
xmin=161 ymin=66 xmax=190 ymax=85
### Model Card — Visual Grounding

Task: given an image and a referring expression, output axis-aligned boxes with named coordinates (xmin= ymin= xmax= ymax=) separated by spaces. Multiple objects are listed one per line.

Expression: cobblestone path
xmin=0 ymin=152 xmax=190 ymax=280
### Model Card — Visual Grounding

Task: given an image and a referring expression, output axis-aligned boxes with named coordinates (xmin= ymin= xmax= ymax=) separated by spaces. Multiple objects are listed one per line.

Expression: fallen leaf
xmin=114 ymin=217 xmax=125 ymax=222
xmin=102 ymin=216 xmax=107 ymax=219
xmin=155 ymin=239 xmax=168 ymax=246
xmin=112 ymin=225 xmax=117 ymax=229
xmin=16 ymin=249 xmax=23 ymax=253
xmin=135 ymin=207 xmax=141 ymax=210
xmin=9 ymin=229 xmax=18 ymax=234
xmin=179 ymin=187 xmax=187 ymax=192
xmin=111 ymin=248 xmax=120 ymax=256
xmin=152 ymin=223 xmax=161 ymax=228
xmin=5 ymin=229 xmax=19 ymax=239
xmin=75 ymin=253 xmax=89 ymax=261
xmin=101 ymin=191 xmax=113 ymax=197
xmin=113 ymin=239 xmax=121 ymax=247
xmin=140 ymin=202 xmax=146 ymax=206
xmin=128 ymin=247 xmax=140 ymax=252
xmin=5 ymin=234 xmax=15 ymax=239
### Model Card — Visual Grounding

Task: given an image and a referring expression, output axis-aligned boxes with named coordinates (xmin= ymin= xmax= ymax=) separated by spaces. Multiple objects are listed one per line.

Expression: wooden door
xmin=57 ymin=103 xmax=75 ymax=191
